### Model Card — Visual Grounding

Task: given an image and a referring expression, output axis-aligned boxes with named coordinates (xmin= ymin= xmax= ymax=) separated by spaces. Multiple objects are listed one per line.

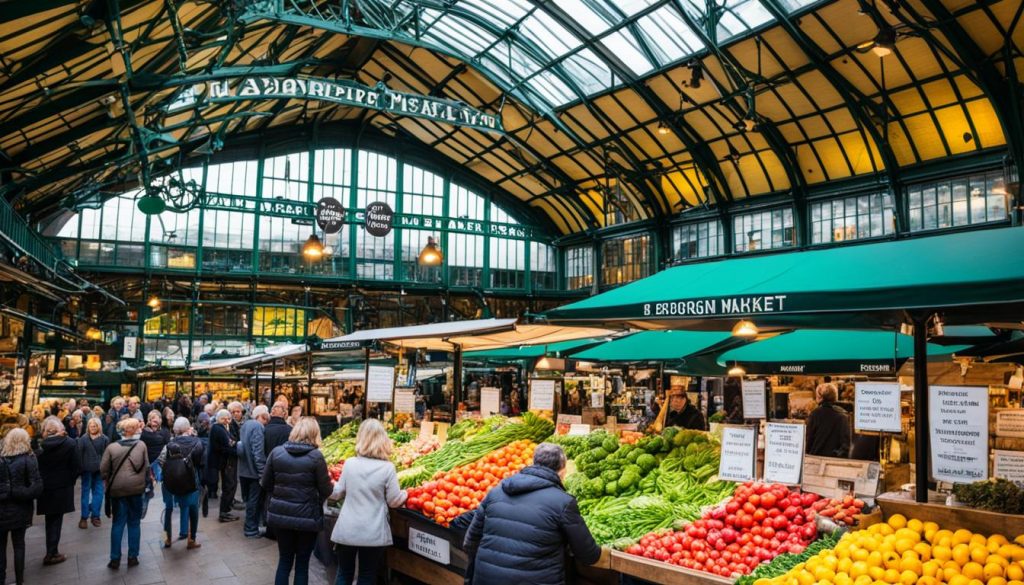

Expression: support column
xmin=452 ymin=344 xmax=463 ymax=418
xmin=18 ymin=323 xmax=33 ymax=413
xmin=913 ymin=314 xmax=930 ymax=504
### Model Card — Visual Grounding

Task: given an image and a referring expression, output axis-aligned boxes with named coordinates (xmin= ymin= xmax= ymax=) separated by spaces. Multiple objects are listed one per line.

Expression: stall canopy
xmin=545 ymin=227 xmax=1024 ymax=330
xmin=187 ymin=342 xmax=307 ymax=371
xmin=322 ymin=318 xmax=612 ymax=352
xmin=571 ymin=330 xmax=737 ymax=366
xmin=463 ymin=337 xmax=606 ymax=362
xmin=716 ymin=330 xmax=968 ymax=375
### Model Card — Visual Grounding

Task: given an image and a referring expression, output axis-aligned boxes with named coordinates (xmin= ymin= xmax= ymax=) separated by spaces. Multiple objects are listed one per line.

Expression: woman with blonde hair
xmin=0 ymin=428 xmax=43 ymax=585
xmin=76 ymin=417 xmax=109 ymax=529
xmin=262 ymin=417 xmax=331 ymax=585
xmin=329 ymin=419 xmax=406 ymax=585
xmin=36 ymin=415 xmax=79 ymax=565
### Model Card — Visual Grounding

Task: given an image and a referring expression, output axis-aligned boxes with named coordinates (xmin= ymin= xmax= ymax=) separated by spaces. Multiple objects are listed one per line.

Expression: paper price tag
xmin=764 ymin=422 xmax=805 ymax=485
xmin=366 ymin=365 xmax=395 ymax=403
xmin=854 ymin=382 xmax=902 ymax=433
xmin=929 ymin=386 xmax=988 ymax=484
xmin=719 ymin=425 xmax=757 ymax=482
xmin=742 ymin=379 xmax=767 ymax=419
xmin=529 ymin=379 xmax=555 ymax=411
xmin=408 ymin=527 xmax=450 ymax=565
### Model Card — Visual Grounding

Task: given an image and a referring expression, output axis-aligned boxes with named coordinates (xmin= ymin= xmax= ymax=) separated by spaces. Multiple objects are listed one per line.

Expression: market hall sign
xmin=205 ymin=77 xmax=503 ymax=133
xmin=643 ymin=295 xmax=789 ymax=317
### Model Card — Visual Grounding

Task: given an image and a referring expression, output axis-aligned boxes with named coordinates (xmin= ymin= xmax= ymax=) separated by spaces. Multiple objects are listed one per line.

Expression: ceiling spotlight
xmin=727 ymin=363 xmax=746 ymax=377
xmin=86 ymin=327 xmax=102 ymax=341
xmin=727 ymin=146 xmax=741 ymax=163
xmin=962 ymin=132 xmax=974 ymax=144
xmin=687 ymin=59 xmax=703 ymax=89
xmin=147 ymin=295 xmax=161 ymax=309
xmin=418 ymin=236 xmax=443 ymax=266
xmin=301 ymin=233 xmax=324 ymax=260
xmin=861 ymin=26 xmax=896 ymax=57
xmin=731 ymin=320 xmax=759 ymax=338
xmin=657 ymin=120 xmax=670 ymax=135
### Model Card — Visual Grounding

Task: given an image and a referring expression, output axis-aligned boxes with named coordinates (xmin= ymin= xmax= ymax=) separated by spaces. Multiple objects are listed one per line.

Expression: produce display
xmin=751 ymin=514 xmax=1024 ymax=585
xmin=405 ymin=440 xmax=536 ymax=526
xmin=392 ymin=436 xmax=442 ymax=469
xmin=735 ymin=530 xmax=842 ymax=585
xmin=447 ymin=415 xmax=508 ymax=441
xmin=0 ymin=403 xmax=31 ymax=439
xmin=952 ymin=479 xmax=1024 ymax=515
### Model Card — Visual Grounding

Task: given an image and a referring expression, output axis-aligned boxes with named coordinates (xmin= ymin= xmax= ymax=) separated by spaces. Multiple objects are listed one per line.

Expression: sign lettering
xmin=741 ymin=379 xmax=767 ymax=419
xmin=408 ymin=527 xmax=450 ymax=565
xmin=929 ymin=386 xmax=988 ymax=484
xmin=764 ymin=422 xmax=805 ymax=485
xmin=719 ymin=425 xmax=758 ymax=482
xmin=854 ymin=382 xmax=902 ymax=433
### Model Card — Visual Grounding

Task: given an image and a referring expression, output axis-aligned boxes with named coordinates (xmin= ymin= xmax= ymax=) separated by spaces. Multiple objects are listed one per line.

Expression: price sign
xmin=929 ymin=386 xmax=988 ymax=484
xmin=480 ymin=387 xmax=501 ymax=417
xmin=366 ymin=365 xmax=395 ymax=403
xmin=741 ymin=379 xmax=767 ymax=419
xmin=529 ymin=379 xmax=556 ymax=412
xmin=764 ymin=422 xmax=805 ymax=485
xmin=854 ymin=382 xmax=902 ymax=433
xmin=394 ymin=389 xmax=415 ymax=414
xmin=993 ymin=450 xmax=1024 ymax=482
xmin=996 ymin=410 xmax=1024 ymax=438
xmin=408 ymin=526 xmax=450 ymax=565
xmin=122 ymin=336 xmax=138 ymax=359
xmin=590 ymin=392 xmax=604 ymax=408
xmin=719 ymin=425 xmax=758 ymax=482
xmin=568 ymin=424 xmax=592 ymax=436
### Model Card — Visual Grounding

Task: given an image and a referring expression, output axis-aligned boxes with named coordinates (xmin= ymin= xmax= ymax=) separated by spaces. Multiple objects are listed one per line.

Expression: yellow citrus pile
xmin=754 ymin=514 xmax=1024 ymax=585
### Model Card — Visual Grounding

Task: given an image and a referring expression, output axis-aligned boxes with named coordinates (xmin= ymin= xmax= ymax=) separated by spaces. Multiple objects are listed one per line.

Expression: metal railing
xmin=0 ymin=195 xmax=64 ymax=271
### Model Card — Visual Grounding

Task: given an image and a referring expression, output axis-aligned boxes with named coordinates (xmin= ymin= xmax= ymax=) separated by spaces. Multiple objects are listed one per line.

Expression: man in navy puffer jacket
xmin=463 ymin=443 xmax=601 ymax=585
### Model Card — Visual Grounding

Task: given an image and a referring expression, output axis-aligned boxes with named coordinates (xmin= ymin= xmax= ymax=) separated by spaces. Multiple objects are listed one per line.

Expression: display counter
xmin=611 ymin=549 xmax=732 ymax=585
xmin=877 ymin=491 xmax=1024 ymax=537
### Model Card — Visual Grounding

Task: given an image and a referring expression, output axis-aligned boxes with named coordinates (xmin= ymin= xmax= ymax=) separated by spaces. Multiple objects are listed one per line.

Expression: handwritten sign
xmin=996 ymin=410 xmax=1024 ymax=438
xmin=568 ymin=424 xmax=592 ymax=436
xmin=529 ymin=379 xmax=556 ymax=412
xmin=993 ymin=450 xmax=1024 ymax=482
xmin=408 ymin=526 xmax=450 ymax=565
xmin=742 ymin=379 xmax=767 ymax=420
xmin=929 ymin=386 xmax=988 ymax=484
xmin=394 ymin=389 xmax=415 ymax=414
xmin=719 ymin=425 xmax=758 ymax=482
xmin=122 ymin=336 xmax=137 ymax=359
xmin=590 ymin=392 xmax=605 ymax=408
xmin=480 ymin=387 xmax=500 ymax=417
xmin=764 ymin=422 xmax=805 ymax=485
xmin=366 ymin=365 xmax=395 ymax=403
xmin=854 ymin=382 xmax=902 ymax=433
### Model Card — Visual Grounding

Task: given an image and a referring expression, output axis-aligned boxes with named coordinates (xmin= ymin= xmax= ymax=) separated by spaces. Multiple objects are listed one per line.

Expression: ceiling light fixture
xmin=147 ymin=295 xmax=161 ymax=309
xmin=731 ymin=320 xmax=759 ymax=338
xmin=417 ymin=236 xmax=443 ymax=266
xmin=301 ymin=233 xmax=324 ymax=260
xmin=86 ymin=327 xmax=102 ymax=341
xmin=657 ymin=120 xmax=670 ymax=135
xmin=858 ymin=26 xmax=896 ymax=57
xmin=727 ymin=363 xmax=746 ymax=377
xmin=687 ymin=59 xmax=703 ymax=89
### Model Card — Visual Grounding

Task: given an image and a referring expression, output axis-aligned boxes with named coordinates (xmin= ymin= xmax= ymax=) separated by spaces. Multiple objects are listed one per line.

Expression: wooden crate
xmin=611 ymin=550 xmax=734 ymax=585
xmin=877 ymin=493 xmax=1024 ymax=537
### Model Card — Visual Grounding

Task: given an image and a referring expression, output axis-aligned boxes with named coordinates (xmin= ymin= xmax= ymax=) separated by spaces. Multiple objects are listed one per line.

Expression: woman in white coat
xmin=329 ymin=419 xmax=406 ymax=585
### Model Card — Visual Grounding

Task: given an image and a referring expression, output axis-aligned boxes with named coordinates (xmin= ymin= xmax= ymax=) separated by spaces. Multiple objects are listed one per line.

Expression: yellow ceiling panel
xmin=964 ymin=99 xmax=1006 ymax=149
xmin=953 ymin=74 xmax=984 ymax=100
xmin=797 ymin=70 xmax=843 ymax=110
xmin=768 ymin=82 xmax=815 ymax=118
xmin=829 ymin=56 xmax=881 ymax=97
xmin=613 ymin=90 xmax=657 ymax=121
xmin=902 ymin=113 xmax=946 ymax=161
xmin=661 ymin=169 xmax=705 ymax=210
xmin=776 ymin=121 xmax=805 ymax=143
xmin=795 ymin=114 xmax=833 ymax=141
xmin=795 ymin=142 xmax=825 ymax=183
xmin=813 ymin=1 xmax=874 ymax=48
xmin=530 ymin=198 xmax=571 ymax=234
xmin=920 ymin=79 xmax=957 ymax=109
xmin=810 ymin=137 xmax=853 ymax=181
xmin=757 ymin=150 xmax=792 ymax=195
xmin=933 ymin=105 xmax=977 ymax=156
xmin=838 ymin=131 xmax=881 ymax=175
xmin=890 ymin=87 xmax=926 ymax=115
xmin=957 ymin=10 xmax=1005 ymax=55
xmin=883 ymin=124 xmax=918 ymax=167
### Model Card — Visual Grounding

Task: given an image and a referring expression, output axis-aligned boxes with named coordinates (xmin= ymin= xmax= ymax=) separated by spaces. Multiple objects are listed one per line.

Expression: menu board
xmin=854 ymin=382 xmax=902 ymax=433
xmin=529 ymin=379 xmax=556 ymax=412
xmin=718 ymin=425 xmax=758 ymax=482
xmin=366 ymin=365 xmax=395 ymax=403
xmin=996 ymin=410 xmax=1024 ymax=438
xmin=741 ymin=379 xmax=767 ymax=419
xmin=764 ymin=422 xmax=805 ymax=485
xmin=394 ymin=388 xmax=416 ymax=414
xmin=993 ymin=450 xmax=1024 ymax=482
xmin=929 ymin=386 xmax=988 ymax=484
xmin=480 ymin=387 xmax=501 ymax=417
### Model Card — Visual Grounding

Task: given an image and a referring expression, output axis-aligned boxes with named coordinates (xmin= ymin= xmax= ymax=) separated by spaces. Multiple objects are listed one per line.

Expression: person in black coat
xmin=210 ymin=409 xmax=239 ymax=522
xmin=0 ymin=428 xmax=44 ymax=585
xmin=36 ymin=416 xmax=79 ymax=565
xmin=464 ymin=443 xmax=601 ymax=585
xmin=263 ymin=403 xmax=292 ymax=457
xmin=806 ymin=383 xmax=852 ymax=458
xmin=663 ymin=389 xmax=705 ymax=430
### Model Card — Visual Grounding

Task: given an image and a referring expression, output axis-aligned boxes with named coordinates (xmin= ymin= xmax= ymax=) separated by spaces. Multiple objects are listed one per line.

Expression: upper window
xmin=601 ymin=233 xmax=650 ymax=285
xmin=733 ymin=208 xmax=795 ymax=253
xmin=565 ymin=244 xmax=594 ymax=290
xmin=671 ymin=219 xmax=723 ymax=261
xmin=810 ymin=192 xmax=895 ymax=244
xmin=907 ymin=171 xmax=1009 ymax=232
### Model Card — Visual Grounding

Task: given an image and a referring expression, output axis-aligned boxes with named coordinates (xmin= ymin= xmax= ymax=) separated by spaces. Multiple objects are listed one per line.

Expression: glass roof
xmin=380 ymin=0 xmax=819 ymax=108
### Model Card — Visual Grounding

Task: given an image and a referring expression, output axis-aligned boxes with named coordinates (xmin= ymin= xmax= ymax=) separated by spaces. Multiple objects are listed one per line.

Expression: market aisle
xmin=14 ymin=484 xmax=333 ymax=585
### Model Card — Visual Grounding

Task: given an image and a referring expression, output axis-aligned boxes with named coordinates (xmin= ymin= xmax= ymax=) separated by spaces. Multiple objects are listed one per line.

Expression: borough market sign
xmin=204 ymin=77 xmax=503 ymax=133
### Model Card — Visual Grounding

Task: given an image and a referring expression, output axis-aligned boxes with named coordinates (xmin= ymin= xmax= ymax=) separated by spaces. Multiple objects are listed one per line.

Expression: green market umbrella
xmin=716 ymin=330 xmax=968 ymax=375
xmin=571 ymin=330 xmax=738 ymax=364
xmin=463 ymin=337 xmax=606 ymax=363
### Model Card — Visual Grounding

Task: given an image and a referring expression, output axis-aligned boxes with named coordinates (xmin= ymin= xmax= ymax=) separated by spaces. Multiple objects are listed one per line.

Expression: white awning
xmin=321 ymin=318 xmax=518 ymax=346
xmin=324 ymin=319 xmax=614 ymax=352
xmin=188 ymin=343 xmax=307 ymax=371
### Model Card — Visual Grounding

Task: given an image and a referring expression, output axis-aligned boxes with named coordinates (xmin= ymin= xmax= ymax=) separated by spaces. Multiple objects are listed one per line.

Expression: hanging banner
xmin=394 ymin=388 xmax=416 ymax=414
xmin=993 ymin=450 xmax=1024 ymax=482
xmin=719 ymin=425 xmax=758 ymax=482
xmin=764 ymin=422 xmax=805 ymax=485
xmin=854 ymin=382 xmax=902 ymax=433
xmin=315 ymin=197 xmax=345 ymax=234
xmin=364 ymin=201 xmax=394 ymax=237
xmin=480 ymin=387 xmax=501 ymax=417
xmin=929 ymin=386 xmax=988 ymax=484
xmin=741 ymin=379 xmax=767 ymax=419
xmin=366 ymin=365 xmax=395 ymax=403
xmin=203 ymin=76 xmax=503 ymax=133
xmin=529 ymin=379 xmax=556 ymax=412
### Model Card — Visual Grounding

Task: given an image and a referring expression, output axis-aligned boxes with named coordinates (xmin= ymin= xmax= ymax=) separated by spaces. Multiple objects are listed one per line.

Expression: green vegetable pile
xmin=547 ymin=429 xmax=613 ymax=460
xmin=398 ymin=413 xmax=553 ymax=488
xmin=388 ymin=429 xmax=414 ymax=444
xmin=735 ymin=530 xmax=842 ymax=585
xmin=321 ymin=421 xmax=361 ymax=465
xmin=565 ymin=427 xmax=730 ymax=545
xmin=952 ymin=478 xmax=1024 ymax=514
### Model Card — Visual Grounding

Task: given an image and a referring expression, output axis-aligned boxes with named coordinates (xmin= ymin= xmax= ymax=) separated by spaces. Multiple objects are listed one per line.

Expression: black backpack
xmin=162 ymin=441 xmax=199 ymax=496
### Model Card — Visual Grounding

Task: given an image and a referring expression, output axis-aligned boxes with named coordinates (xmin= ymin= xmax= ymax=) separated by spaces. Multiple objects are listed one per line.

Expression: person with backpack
xmin=157 ymin=417 xmax=204 ymax=549
xmin=0 ymin=428 xmax=44 ymax=585
xmin=100 ymin=418 xmax=150 ymax=570
xmin=76 ymin=417 xmax=109 ymax=529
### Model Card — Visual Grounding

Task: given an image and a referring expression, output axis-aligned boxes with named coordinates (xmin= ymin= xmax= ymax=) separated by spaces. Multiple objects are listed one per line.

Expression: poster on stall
xmin=993 ymin=450 xmax=1024 ymax=482
xmin=529 ymin=379 xmax=556 ymax=412
xmin=480 ymin=387 xmax=501 ymax=417
xmin=929 ymin=386 xmax=988 ymax=484
xmin=996 ymin=410 xmax=1024 ymax=438
xmin=763 ymin=422 xmax=805 ymax=485
xmin=394 ymin=389 xmax=416 ymax=414
xmin=366 ymin=365 xmax=395 ymax=403
xmin=718 ymin=425 xmax=758 ymax=482
xmin=741 ymin=379 xmax=767 ymax=419
xmin=122 ymin=336 xmax=138 ymax=359
xmin=854 ymin=382 xmax=902 ymax=433
xmin=590 ymin=392 xmax=604 ymax=408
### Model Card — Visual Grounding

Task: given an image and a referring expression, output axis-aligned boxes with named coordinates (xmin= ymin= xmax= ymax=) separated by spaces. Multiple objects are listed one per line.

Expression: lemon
xmin=1006 ymin=564 xmax=1024 ymax=581
xmin=989 ymin=578 xmax=1008 ymax=585
xmin=1008 ymin=580 xmax=1024 ymax=585
xmin=883 ymin=568 xmax=901 ymax=583
xmin=989 ymin=557 xmax=1010 ymax=569
xmin=936 ymin=530 xmax=956 ymax=546
xmin=973 ymin=546 xmax=991 ymax=564
xmin=836 ymin=574 xmax=852 ymax=585
xmin=870 ymin=566 xmax=886 ymax=580
xmin=854 ymin=548 xmax=871 ymax=562
xmin=923 ymin=560 xmax=942 ymax=577
xmin=907 ymin=519 xmax=924 ymax=534
xmin=947 ymin=566 xmax=965 ymax=581
xmin=868 ymin=551 xmax=883 ymax=567
xmin=888 ymin=514 xmax=908 ymax=530
xmin=854 ymin=575 xmax=873 ymax=585
xmin=949 ymin=575 xmax=972 ymax=585
xmin=964 ymin=562 xmax=986 ymax=580
xmin=914 ymin=542 xmax=933 ymax=561
xmin=896 ymin=528 xmax=921 ymax=544
xmin=895 ymin=539 xmax=916 ymax=555
xmin=986 ymin=564 xmax=1007 ymax=579
xmin=899 ymin=569 xmax=918 ymax=585
xmin=955 ymin=544 xmax=974 ymax=565
xmin=918 ymin=578 xmax=939 ymax=585
xmin=935 ymin=546 xmax=954 ymax=562
xmin=901 ymin=556 xmax=922 ymax=574
xmin=796 ymin=569 xmax=815 ymax=585
xmin=972 ymin=534 xmax=989 ymax=547
xmin=814 ymin=566 xmax=836 ymax=582
xmin=955 ymin=530 xmax=975 ymax=546
xmin=838 ymin=557 xmax=853 ymax=575
xmin=852 ymin=561 xmax=870 ymax=579
xmin=882 ymin=551 xmax=902 ymax=570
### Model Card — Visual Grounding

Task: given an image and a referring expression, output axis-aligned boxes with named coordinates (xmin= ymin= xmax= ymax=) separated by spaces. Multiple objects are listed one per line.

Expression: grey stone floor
xmin=9 ymin=485 xmax=333 ymax=585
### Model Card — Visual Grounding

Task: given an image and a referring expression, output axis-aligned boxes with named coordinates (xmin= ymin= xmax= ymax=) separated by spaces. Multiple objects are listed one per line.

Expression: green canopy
xmin=545 ymin=228 xmax=1024 ymax=330
xmin=572 ymin=330 xmax=736 ymax=364
xmin=716 ymin=330 xmax=968 ymax=375
xmin=463 ymin=337 xmax=605 ymax=362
